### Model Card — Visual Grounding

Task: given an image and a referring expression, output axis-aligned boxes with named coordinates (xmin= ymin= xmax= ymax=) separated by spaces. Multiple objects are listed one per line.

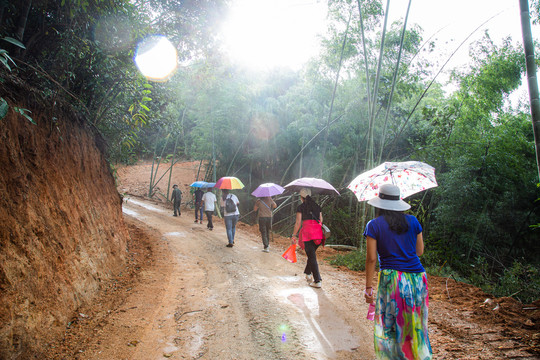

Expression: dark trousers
xmin=258 ymin=217 xmax=272 ymax=248
xmin=205 ymin=210 xmax=214 ymax=229
xmin=173 ymin=200 xmax=181 ymax=215
xmin=304 ymin=240 xmax=321 ymax=282
xmin=195 ymin=201 xmax=203 ymax=220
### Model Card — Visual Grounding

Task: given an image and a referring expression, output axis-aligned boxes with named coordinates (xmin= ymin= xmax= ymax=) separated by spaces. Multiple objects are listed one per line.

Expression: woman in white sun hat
xmin=363 ymin=183 xmax=432 ymax=360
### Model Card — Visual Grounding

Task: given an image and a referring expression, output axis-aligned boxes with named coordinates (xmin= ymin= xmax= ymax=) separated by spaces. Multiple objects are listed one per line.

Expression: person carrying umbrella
xmin=221 ymin=189 xmax=240 ymax=247
xmin=193 ymin=187 xmax=204 ymax=224
xmin=253 ymin=196 xmax=277 ymax=252
xmin=291 ymin=188 xmax=325 ymax=288
xmin=363 ymin=184 xmax=432 ymax=359
xmin=252 ymin=183 xmax=284 ymax=253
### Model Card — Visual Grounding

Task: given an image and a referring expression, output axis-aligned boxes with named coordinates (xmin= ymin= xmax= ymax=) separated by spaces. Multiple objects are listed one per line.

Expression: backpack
xmin=225 ymin=195 xmax=237 ymax=213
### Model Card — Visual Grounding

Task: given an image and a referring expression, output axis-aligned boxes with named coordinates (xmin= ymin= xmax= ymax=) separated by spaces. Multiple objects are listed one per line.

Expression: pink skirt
xmin=299 ymin=220 xmax=325 ymax=250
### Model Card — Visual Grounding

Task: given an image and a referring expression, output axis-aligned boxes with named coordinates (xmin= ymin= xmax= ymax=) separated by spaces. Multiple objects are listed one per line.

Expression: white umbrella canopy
xmin=348 ymin=161 xmax=438 ymax=201
xmin=284 ymin=177 xmax=340 ymax=195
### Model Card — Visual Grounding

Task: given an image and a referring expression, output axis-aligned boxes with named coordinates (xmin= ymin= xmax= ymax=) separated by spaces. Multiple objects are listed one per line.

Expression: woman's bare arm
xmin=416 ymin=232 xmax=424 ymax=256
xmin=365 ymin=236 xmax=378 ymax=303
xmin=291 ymin=212 xmax=302 ymax=244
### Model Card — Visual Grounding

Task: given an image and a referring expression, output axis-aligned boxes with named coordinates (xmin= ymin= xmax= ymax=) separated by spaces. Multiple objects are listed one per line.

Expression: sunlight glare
xmin=134 ymin=35 xmax=178 ymax=81
xmin=221 ymin=0 xmax=327 ymax=70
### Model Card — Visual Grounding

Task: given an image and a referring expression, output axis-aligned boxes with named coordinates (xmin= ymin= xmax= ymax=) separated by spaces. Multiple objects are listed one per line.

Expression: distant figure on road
xmin=221 ymin=189 xmax=240 ymax=247
xmin=291 ymin=188 xmax=325 ymax=288
xmin=253 ymin=196 xmax=276 ymax=252
xmin=363 ymin=184 xmax=431 ymax=360
xmin=171 ymin=184 xmax=182 ymax=216
xmin=194 ymin=187 xmax=204 ymax=224
xmin=201 ymin=188 xmax=217 ymax=231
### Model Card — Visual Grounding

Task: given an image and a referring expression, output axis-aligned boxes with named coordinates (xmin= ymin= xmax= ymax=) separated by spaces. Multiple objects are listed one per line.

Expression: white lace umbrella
xmin=348 ymin=161 xmax=438 ymax=201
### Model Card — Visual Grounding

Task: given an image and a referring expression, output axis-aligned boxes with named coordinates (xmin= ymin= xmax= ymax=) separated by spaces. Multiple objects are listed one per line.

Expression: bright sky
xmin=389 ymin=0 xmax=539 ymax=71
xmin=220 ymin=0 xmax=327 ymax=70
xmin=221 ymin=0 xmax=539 ymax=74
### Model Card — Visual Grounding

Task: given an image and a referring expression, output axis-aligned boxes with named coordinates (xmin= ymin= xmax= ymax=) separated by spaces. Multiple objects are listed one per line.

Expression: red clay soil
xmin=40 ymin=161 xmax=540 ymax=359
xmin=0 ymin=87 xmax=130 ymax=360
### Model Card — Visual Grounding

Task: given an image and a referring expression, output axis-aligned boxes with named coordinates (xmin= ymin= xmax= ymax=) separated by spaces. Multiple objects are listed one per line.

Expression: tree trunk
xmin=520 ymin=0 xmax=540 ymax=181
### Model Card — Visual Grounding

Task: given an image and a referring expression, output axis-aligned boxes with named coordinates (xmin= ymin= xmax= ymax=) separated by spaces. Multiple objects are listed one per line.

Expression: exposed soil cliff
xmin=0 ymin=77 xmax=130 ymax=359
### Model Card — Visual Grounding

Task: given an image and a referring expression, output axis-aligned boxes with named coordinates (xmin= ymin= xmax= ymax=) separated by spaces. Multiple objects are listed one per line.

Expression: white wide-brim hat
xmin=299 ymin=187 xmax=312 ymax=198
xmin=367 ymin=184 xmax=411 ymax=211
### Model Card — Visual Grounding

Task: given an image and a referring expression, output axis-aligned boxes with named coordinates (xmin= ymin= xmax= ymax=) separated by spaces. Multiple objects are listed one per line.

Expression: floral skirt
xmin=374 ymin=269 xmax=432 ymax=360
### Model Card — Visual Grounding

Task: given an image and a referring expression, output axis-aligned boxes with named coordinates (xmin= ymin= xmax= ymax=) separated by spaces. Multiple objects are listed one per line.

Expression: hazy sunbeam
xmin=221 ymin=0 xmax=327 ymax=70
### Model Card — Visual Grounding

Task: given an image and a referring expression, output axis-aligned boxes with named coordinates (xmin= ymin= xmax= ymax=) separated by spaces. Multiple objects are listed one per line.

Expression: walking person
xmin=363 ymin=184 xmax=432 ymax=360
xmin=201 ymin=188 xmax=217 ymax=230
xmin=171 ymin=184 xmax=182 ymax=216
xmin=194 ymin=187 xmax=204 ymax=224
xmin=253 ymin=196 xmax=276 ymax=252
xmin=291 ymin=188 xmax=325 ymax=288
xmin=221 ymin=189 xmax=240 ymax=247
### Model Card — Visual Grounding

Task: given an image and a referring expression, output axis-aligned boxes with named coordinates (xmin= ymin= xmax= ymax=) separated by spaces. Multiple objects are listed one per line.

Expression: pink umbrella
xmin=251 ymin=183 xmax=285 ymax=197
xmin=214 ymin=176 xmax=245 ymax=190
xmin=347 ymin=161 xmax=438 ymax=201
xmin=284 ymin=177 xmax=339 ymax=195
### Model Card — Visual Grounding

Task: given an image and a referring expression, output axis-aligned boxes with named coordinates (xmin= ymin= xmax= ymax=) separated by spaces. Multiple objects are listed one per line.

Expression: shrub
xmin=328 ymin=249 xmax=368 ymax=272
xmin=493 ymin=260 xmax=540 ymax=304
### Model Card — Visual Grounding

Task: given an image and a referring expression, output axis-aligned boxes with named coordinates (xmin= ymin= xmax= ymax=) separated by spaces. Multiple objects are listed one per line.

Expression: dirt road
xmin=53 ymin=160 xmax=537 ymax=360
xmin=81 ymin=196 xmax=375 ymax=360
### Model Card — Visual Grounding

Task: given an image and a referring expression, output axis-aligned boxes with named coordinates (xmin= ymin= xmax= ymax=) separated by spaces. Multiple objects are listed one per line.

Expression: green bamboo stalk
xmin=356 ymin=0 xmax=373 ymax=121
xmin=321 ymin=7 xmax=353 ymax=176
xmin=377 ymin=0 xmax=411 ymax=164
xmin=387 ymin=11 xmax=503 ymax=157
xmin=519 ymin=0 xmax=540 ymax=181
xmin=167 ymin=133 xmax=180 ymax=201
xmin=279 ymin=115 xmax=343 ymax=185
xmin=365 ymin=0 xmax=391 ymax=172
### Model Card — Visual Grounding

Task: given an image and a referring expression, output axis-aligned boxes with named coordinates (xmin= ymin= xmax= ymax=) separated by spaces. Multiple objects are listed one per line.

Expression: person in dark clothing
xmin=194 ymin=188 xmax=204 ymax=223
xmin=291 ymin=188 xmax=325 ymax=288
xmin=171 ymin=184 xmax=182 ymax=216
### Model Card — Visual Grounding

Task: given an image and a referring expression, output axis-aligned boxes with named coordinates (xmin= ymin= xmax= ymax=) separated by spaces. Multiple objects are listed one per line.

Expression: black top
xmin=194 ymin=189 xmax=204 ymax=202
xmin=296 ymin=201 xmax=321 ymax=221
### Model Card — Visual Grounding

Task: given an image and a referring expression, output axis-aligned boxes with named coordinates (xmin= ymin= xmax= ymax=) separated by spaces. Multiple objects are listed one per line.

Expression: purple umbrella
xmin=284 ymin=177 xmax=340 ymax=195
xmin=251 ymin=183 xmax=285 ymax=198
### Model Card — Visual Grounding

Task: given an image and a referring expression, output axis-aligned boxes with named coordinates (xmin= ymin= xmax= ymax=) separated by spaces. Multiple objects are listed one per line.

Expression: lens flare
xmin=279 ymin=324 xmax=290 ymax=343
xmin=134 ymin=35 xmax=178 ymax=82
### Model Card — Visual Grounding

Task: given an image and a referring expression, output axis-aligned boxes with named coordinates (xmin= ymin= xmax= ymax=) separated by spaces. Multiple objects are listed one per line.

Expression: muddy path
xmin=80 ymin=196 xmax=375 ymax=360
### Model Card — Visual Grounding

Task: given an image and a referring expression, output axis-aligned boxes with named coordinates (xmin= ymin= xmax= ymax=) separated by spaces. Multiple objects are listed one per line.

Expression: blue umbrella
xmin=190 ymin=181 xmax=208 ymax=188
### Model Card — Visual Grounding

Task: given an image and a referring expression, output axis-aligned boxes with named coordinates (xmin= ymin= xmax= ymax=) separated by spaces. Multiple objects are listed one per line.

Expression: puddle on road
xmin=164 ymin=232 xmax=186 ymax=237
xmin=277 ymin=287 xmax=359 ymax=358
xmin=124 ymin=198 xmax=168 ymax=214
xmin=188 ymin=323 xmax=204 ymax=357
xmin=122 ymin=207 xmax=138 ymax=217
